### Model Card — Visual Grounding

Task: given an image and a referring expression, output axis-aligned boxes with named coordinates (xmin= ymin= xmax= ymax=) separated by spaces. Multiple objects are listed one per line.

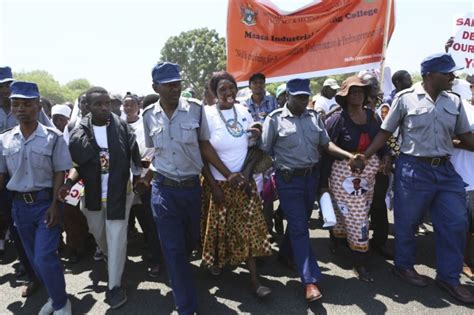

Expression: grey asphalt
xmin=1 ymin=210 xmax=473 ymax=314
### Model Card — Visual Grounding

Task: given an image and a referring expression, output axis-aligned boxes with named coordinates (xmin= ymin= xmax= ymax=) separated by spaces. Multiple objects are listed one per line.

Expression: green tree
xmin=160 ymin=28 xmax=226 ymax=97
xmin=13 ymin=70 xmax=91 ymax=103
xmin=64 ymin=78 xmax=92 ymax=101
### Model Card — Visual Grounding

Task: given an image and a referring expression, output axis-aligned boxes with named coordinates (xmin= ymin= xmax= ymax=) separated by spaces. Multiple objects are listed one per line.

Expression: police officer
xmin=138 ymin=62 xmax=241 ymax=314
xmin=0 ymin=66 xmax=44 ymax=298
xmin=0 ymin=81 xmax=72 ymax=314
xmin=364 ymin=53 xmax=474 ymax=304
xmin=261 ymin=78 xmax=364 ymax=302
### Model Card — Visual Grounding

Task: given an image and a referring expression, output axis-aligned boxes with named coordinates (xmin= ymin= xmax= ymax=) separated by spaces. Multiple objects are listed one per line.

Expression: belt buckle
xmin=431 ymin=157 xmax=441 ymax=167
xmin=23 ymin=193 xmax=34 ymax=204
xmin=303 ymin=168 xmax=312 ymax=176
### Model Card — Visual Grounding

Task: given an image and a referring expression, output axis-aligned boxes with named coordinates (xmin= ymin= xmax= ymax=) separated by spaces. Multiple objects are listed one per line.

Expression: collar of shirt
xmin=414 ymin=83 xmax=450 ymax=100
xmin=153 ymin=97 xmax=189 ymax=115
xmin=12 ymin=122 xmax=47 ymax=142
xmin=247 ymin=95 xmax=271 ymax=107
xmin=280 ymin=104 xmax=310 ymax=118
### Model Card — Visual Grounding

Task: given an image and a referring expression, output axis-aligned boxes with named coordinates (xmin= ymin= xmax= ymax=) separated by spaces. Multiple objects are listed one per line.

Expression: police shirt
xmin=142 ymin=97 xmax=210 ymax=182
xmin=0 ymin=123 xmax=72 ymax=192
xmin=261 ymin=105 xmax=330 ymax=170
xmin=381 ymin=84 xmax=471 ymax=157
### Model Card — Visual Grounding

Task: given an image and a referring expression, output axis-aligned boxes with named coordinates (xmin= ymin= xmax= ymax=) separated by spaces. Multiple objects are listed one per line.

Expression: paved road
xmin=1 ymin=210 xmax=473 ymax=314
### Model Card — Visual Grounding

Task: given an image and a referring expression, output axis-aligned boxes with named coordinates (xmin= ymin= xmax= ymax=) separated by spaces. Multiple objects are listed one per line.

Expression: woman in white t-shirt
xmin=451 ymin=84 xmax=474 ymax=280
xmin=200 ymin=71 xmax=272 ymax=298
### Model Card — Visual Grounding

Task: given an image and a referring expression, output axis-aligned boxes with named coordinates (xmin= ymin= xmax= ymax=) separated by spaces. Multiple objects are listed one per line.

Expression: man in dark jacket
xmin=59 ymin=86 xmax=141 ymax=310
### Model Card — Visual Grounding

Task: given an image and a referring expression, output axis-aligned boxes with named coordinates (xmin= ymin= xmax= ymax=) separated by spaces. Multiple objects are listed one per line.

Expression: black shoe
xmin=67 ymin=252 xmax=81 ymax=264
xmin=353 ymin=265 xmax=374 ymax=283
xmin=392 ymin=267 xmax=429 ymax=287
xmin=436 ymin=279 xmax=474 ymax=304
xmin=147 ymin=264 xmax=161 ymax=278
xmin=106 ymin=286 xmax=128 ymax=309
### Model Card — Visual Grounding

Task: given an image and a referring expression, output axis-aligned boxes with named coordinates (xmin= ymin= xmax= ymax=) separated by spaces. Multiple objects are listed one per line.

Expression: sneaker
xmin=53 ymin=299 xmax=72 ymax=315
xmin=38 ymin=298 xmax=54 ymax=315
xmin=147 ymin=264 xmax=161 ymax=278
xmin=106 ymin=286 xmax=128 ymax=309
xmin=93 ymin=247 xmax=105 ymax=261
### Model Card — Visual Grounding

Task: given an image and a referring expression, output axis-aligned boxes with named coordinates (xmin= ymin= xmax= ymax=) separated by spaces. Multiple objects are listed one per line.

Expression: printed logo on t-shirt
xmin=225 ymin=118 xmax=245 ymax=138
xmin=99 ymin=148 xmax=109 ymax=174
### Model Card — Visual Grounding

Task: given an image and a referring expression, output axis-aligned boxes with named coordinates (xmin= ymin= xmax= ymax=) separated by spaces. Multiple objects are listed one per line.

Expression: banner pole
xmin=379 ymin=0 xmax=393 ymax=90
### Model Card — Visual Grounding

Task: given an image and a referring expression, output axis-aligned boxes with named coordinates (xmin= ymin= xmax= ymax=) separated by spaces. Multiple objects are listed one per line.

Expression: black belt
xmin=415 ymin=156 xmax=449 ymax=167
xmin=292 ymin=166 xmax=318 ymax=177
xmin=278 ymin=165 xmax=318 ymax=177
xmin=153 ymin=173 xmax=199 ymax=188
xmin=12 ymin=189 xmax=53 ymax=204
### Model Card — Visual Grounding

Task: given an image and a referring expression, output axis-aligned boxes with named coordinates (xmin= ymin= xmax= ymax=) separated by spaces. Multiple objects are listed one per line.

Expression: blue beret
xmin=420 ymin=53 xmax=463 ymax=75
xmin=152 ymin=62 xmax=182 ymax=84
xmin=0 ymin=66 xmax=14 ymax=84
xmin=287 ymin=79 xmax=310 ymax=96
xmin=9 ymin=81 xmax=40 ymax=99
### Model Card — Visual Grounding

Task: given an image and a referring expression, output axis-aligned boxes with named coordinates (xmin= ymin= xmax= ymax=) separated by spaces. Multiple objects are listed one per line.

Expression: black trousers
xmin=369 ymin=172 xmax=390 ymax=247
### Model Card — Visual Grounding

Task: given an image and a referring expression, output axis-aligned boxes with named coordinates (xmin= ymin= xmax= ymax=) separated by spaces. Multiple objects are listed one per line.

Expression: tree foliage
xmin=13 ymin=70 xmax=91 ymax=104
xmin=160 ymin=28 xmax=226 ymax=97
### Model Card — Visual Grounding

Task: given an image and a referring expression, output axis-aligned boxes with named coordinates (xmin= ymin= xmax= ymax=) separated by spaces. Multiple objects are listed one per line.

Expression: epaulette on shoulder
xmin=187 ymin=98 xmax=203 ymax=106
xmin=447 ymin=90 xmax=461 ymax=98
xmin=45 ymin=126 xmax=62 ymax=136
xmin=268 ymin=108 xmax=284 ymax=117
xmin=395 ymin=87 xmax=415 ymax=98
xmin=0 ymin=127 xmax=14 ymax=135
xmin=142 ymin=102 xmax=156 ymax=115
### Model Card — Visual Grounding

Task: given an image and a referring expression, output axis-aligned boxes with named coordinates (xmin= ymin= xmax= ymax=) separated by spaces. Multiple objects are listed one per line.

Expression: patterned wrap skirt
xmin=201 ymin=179 xmax=272 ymax=268
xmin=329 ymin=155 xmax=380 ymax=252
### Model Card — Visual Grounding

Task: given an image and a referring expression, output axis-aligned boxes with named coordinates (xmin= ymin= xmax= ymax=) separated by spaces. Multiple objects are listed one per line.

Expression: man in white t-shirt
xmin=60 ymin=87 xmax=142 ymax=310
xmin=311 ymin=78 xmax=340 ymax=113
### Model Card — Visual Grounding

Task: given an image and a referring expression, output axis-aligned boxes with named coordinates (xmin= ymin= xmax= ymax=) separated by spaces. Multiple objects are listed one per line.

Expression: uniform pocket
xmin=442 ymin=103 xmax=459 ymax=132
xmin=278 ymin=127 xmax=299 ymax=148
xmin=405 ymin=107 xmax=430 ymax=130
xmin=180 ymin=122 xmax=199 ymax=144
xmin=31 ymin=147 xmax=53 ymax=173
xmin=2 ymin=146 xmax=21 ymax=172
xmin=149 ymin=126 xmax=164 ymax=149
xmin=308 ymin=124 xmax=323 ymax=146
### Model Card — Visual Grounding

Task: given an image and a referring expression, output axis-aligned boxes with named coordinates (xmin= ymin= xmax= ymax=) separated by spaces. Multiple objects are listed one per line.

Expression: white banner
xmin=450 ymin=13 xmax=474 ymax=74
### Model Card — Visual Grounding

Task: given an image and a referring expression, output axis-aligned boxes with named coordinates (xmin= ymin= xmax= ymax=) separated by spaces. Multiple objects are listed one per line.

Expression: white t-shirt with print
xmin=93 ymin=125 xmax=109 ymax=200
xmin=205 ymin=103 xmax=254 ymax=181
xmin=451 ymin=100 xmax=474 ymax=191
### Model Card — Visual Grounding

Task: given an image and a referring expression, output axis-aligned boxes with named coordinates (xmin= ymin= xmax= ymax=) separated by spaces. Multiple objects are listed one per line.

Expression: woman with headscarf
xmin=320 ymin=76 xmax=388 ymax=282
xmin=200 ymin=71 xmax=272 ymax=298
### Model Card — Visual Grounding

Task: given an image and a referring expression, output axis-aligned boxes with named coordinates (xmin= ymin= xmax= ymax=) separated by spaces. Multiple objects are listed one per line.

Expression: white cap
xmin=51 ymin=104 xmax=72 ymax=118
xmin=323 ymin=78 xmax=340 ymax=89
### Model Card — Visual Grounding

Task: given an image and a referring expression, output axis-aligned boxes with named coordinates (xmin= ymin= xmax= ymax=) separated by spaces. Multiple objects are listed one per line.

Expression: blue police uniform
xmin=143 ymin=62 xmax=210 ymax=315
xmin=381 ymin=54 xmax=471 ymax=286
xmin=261 ymin=79 xmax=330 ymax=286
xmin=0 ymin=81 xmax=73 ymax=311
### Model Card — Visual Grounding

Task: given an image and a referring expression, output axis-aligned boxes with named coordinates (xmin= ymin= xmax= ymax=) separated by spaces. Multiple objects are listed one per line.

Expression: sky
xmin=1 ymin=0 xmax=473 ymax=96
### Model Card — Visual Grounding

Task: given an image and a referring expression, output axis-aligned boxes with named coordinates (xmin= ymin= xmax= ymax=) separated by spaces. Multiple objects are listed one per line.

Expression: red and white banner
xmin=227 ymin=0 xmax=395 ymax=85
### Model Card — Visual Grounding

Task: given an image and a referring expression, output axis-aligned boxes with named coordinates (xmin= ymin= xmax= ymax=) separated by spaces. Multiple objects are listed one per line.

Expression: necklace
xmin=216 ymin=103 xmax=244 ymax=137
